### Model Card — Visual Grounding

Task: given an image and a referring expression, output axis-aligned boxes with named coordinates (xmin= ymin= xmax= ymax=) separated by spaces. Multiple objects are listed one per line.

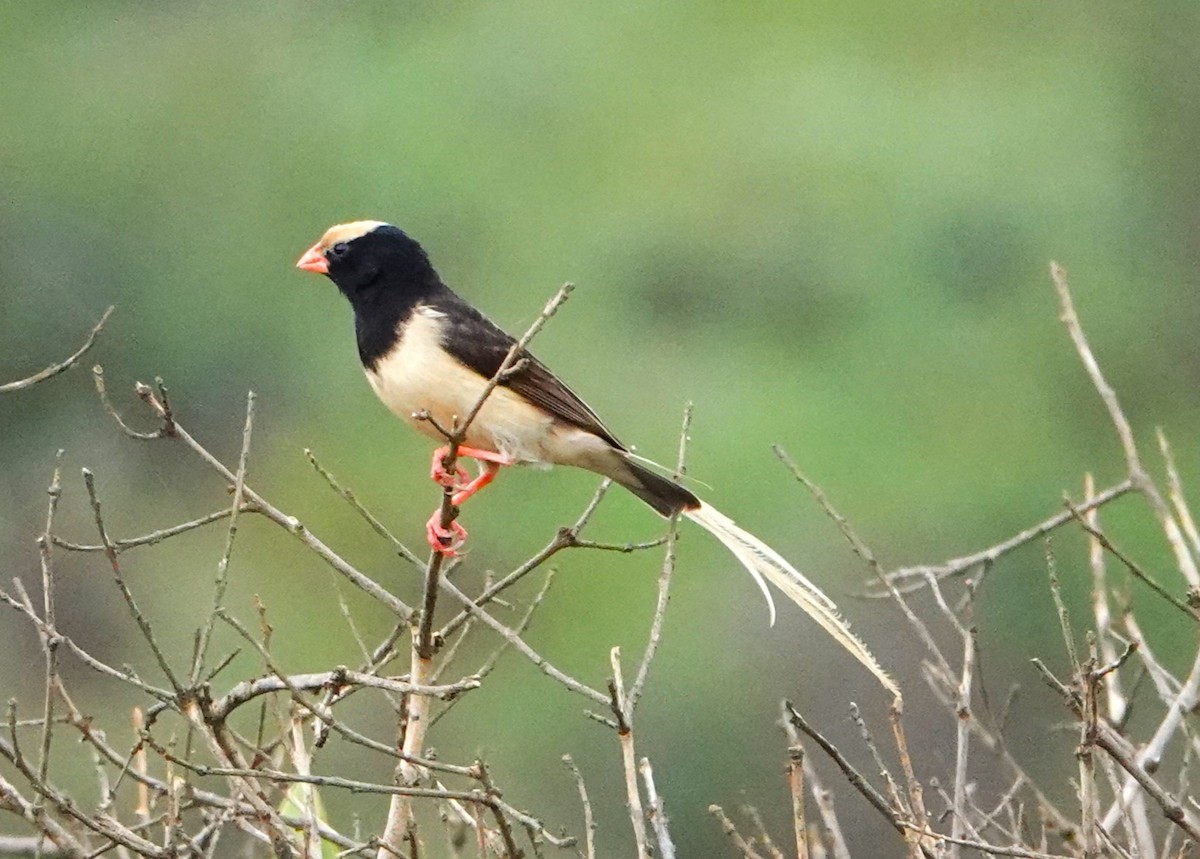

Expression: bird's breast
xmin=365 ymin=306 xmax=557 ymax=462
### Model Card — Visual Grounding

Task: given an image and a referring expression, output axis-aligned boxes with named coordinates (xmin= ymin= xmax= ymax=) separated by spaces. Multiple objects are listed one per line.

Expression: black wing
xmin=429 ymin=290 xmax=627 ymax=451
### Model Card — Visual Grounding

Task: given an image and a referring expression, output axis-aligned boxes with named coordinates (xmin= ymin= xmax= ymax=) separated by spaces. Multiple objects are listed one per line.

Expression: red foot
xmin=426 ymin=511 xmax=468 ymax=556
xmin=425 ymin=446 xmax=516 ymax=555
xmin=430 ymin=447 xmax=470 ymax=489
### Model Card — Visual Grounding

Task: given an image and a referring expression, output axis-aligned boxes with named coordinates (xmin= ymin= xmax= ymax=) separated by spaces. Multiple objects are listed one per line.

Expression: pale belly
xmin=362 ymin=308 xmax=555 ymax=462
xmin=364 ymin=306 xmax=621 ymax=473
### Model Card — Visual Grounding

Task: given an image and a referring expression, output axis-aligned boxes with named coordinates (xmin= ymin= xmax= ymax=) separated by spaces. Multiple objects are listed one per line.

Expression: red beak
xmin=296 ymin=243 xmax=329 ymax=274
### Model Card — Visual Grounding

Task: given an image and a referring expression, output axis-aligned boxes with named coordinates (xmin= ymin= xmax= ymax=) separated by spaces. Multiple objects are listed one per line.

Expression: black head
xmin=296 ymin=220 xmax=440 ymax=300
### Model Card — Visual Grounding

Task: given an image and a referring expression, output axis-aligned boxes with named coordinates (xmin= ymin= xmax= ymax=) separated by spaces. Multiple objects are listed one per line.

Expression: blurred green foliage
xmin=3 ymin=2 xmax=1199 ymax=855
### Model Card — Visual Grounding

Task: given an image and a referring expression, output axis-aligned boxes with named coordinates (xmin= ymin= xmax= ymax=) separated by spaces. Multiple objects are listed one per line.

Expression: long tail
xmin=684 ymin=503 xmax=898 ymax=697
xmin=610 ymin=454 xmax=898 ymax=698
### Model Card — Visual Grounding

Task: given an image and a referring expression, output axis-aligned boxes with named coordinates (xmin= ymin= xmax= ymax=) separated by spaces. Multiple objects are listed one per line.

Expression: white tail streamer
xmin=684 ymin=503 xmax=899 ymax=698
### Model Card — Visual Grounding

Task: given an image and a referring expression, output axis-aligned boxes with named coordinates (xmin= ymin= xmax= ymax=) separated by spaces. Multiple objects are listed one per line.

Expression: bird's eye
xmin=329 ymin=242 xmax=350 ymax=259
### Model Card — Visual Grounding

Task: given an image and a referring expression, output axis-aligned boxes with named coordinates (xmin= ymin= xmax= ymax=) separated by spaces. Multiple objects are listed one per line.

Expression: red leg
xmin=426 ymin=511 xmax=467 ymax=556
xmin=454 ymin=445 xmax=516 ymax=467
xmin=451 ymin=460 xmax=501 ymax=507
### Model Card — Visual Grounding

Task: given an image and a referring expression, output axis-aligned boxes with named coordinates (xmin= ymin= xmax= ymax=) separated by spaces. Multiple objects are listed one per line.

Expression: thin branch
xmin=52 ymin=506 xmax=251 ymax=553
xmin=628 ymin=403 xmax=691 ymax=714
xmin=709 ymin=805 xmax=766 ymax=859
xmin=0 ymin=586 xmax=173 ymax=702
xmin=878 ymin=479 xmax=1135 ymax=593
xmin=454 ymin=282 xmax=576 ymax=443
xmin=207 ymin=670 xmax=480 ymax=720
xmin=435 ymin=478 xmax=615 ymax=641
xmin=1 ymin=306 xmax=113 ymax=393
xmin=609 ymin=648 xmax=649 ymax=859
xmin=131 ymin=384 xmax=414 ymax=622
xmin=305 ymin=449 xmax=423 ymax=568
xmin=562 ymin=755 xmax=596 ymax=859
xmin=436 ymin=575 xmax=607 ymax=706
xmin=0 ymin=774 xmax=89 ymax=859
xmin=36 ymin=451 xmax=65 ymax=794
xmin=1051 ymin=262 xmax=1199 ymax=589
xmin=639 ymin=757 xmax=675 ymax=859
xmin=779 ymin=708 xmax=810 ymax=859
xmin=431 ymin=569 xmax=556 ymax=730
xmin=82 ymin=468 xmax=183 ymax=695
xmin=783 ymin=702 xmax=903 ymax=834
xmin=1063 ymin=498 xmax=1195 ymax=618
xmin=92 ymin=365 xmax=164 ymax=440
xmin=191 ymin=391 xmax=255 ymax=684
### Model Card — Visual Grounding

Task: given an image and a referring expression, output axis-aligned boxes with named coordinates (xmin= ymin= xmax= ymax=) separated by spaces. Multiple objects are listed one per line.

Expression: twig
xmin=1063 ymin=498 xmax=1195 ymax=618
xmin=1158 ymin=429 xmax=1200 ymax=561
xmin=639 ymin=757 xmax=675 ymax=859
xmin=82 ymin=468 xmax=183 ymax=695
xmin=878 ymin=479 xmax=1135 ymax=592
xmin=191 ymin=391 xmax=255 ymax=684
xmin=305 ymin=449 xmax=423 ymax=568
xmin=742 ymin=804 xmax=783 ymax=859
xmin=1036 ymin=657 xmax=1200 ymax=843
xmin=435 ymin=478 xmax=615 ymax=641
xmin=455 ymin=282 xmax=575 ymax=443
xmin=131 ymin=384 xmax=414 ymax=621
xmin=92 ymin=365 xmax=165 ymax=440
xmin=609 ymin=648 xmax=649 ymax=859
xmin=628 ymin=403 xmax=690 ymax=713
xmin=848 ymin=702 xmax=907 ymax=819
xmin=771 ymin=446 xmax=904 ymax=700
xmin=472 ymin=761 xmax=520 ymax=859
xmin=52 ymin=506 xmax=252 ymax=553
xmin=35 ymin=451 xmax=65 ymax=795
xmin=709 ymin=805 xmax=766 ymax=859
xmin=783 ymin=702 xmax=902 ymax=834
xmin=562 ymin=755 xmax=596 ymax=859
xmin=436 ymin=576 xmax=607 ymax=706
xmin=207 ymin=670 xmax=479 ymax=720
xmin=801 ymin=757 xmax=847 ymax=859
xmin=0 ymin=774 xmax=89 ymax=858
xmin=1083 ymin=473 xmax=1128 ymax=726
xmin=0 ymin=735 xmax=168 ymax=857
xmin=1 ymin=306 xmax=113 ymax=393
xmin=0 ymin=586 xmax=173 ymax=701
xmin=1050 ymin=262 xmax=1199 ymax=589
xmin=780 ymin=705 xmax=810 ymax=859
xmin=431 ymin=569 xmax=556 ymax=729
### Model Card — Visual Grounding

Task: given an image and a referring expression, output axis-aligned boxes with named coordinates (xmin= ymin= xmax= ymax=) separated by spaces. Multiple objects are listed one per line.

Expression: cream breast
xmin=365 ymin=306 xmax=560 ymax=463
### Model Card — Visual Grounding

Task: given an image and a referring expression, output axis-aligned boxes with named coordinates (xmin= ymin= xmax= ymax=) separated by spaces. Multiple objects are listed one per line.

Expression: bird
xmin=296 ymin=220 xmax=897 ymax=697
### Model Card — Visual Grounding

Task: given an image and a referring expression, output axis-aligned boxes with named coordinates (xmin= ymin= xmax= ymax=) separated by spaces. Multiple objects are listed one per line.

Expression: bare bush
xmin=2 ymin=267 xmax=1197 ymax=858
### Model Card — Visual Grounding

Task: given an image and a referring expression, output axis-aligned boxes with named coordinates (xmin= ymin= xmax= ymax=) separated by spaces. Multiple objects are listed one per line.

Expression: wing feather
xmin=429 ymin=292 xmax=626 ymax=451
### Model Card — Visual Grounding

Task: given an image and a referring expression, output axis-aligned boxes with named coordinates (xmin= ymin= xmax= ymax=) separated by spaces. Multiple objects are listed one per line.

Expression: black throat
xmin=326 ymin=227 xmax=447 ymax=370
xmin=345 ymin=273 xmax=445 ymax=371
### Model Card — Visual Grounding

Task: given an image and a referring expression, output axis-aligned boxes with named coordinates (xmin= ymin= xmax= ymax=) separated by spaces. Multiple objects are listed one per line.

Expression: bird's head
xmin=296 ymin=221 xmax=436 ymax=298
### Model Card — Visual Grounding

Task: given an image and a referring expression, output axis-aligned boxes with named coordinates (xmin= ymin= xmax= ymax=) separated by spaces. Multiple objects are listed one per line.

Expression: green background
xmin=3 ymin=3 xmax=1199 ymax=855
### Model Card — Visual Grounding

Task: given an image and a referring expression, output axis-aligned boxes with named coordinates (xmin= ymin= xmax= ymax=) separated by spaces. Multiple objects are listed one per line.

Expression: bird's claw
xmin=426 ymin=511 xmax=468 ymax=556
xmin=430 ymin=447 xmax=470 ymax=489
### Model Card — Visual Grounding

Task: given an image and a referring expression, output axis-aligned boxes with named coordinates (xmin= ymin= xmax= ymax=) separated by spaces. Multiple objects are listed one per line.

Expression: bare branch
xmin=1 ymin=306 xmax=113 ymax=393
xmin=562 ymin=754 xmax=596 ymax=859
xmin=83 ymin=468 xmax=183 ymax=695
xmin=191 ymin=390 xmax=256 ymax=684
xmin=1051 ymin=262 xmax=1199 ymax=589
xmin=709 ymin=804 xmax=766 ymax=859
xmin=879 ymin=479 xmax=1135 ymax=593
xmin=639 ymin=757 xmax=675 ymax=859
